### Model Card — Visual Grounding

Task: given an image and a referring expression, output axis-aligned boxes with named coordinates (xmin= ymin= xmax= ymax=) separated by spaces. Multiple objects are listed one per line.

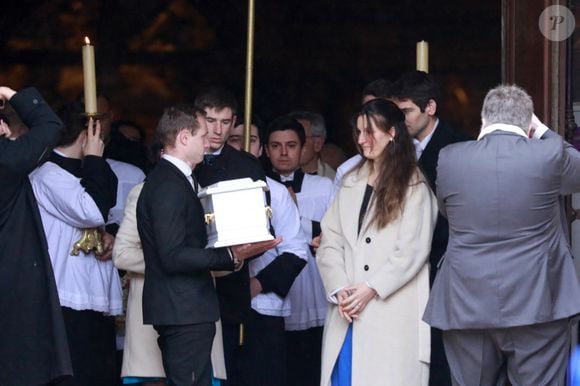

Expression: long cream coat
xmin=317 ymin=164 xmax=437 ymax=386
xmin=112 ymin=184 xmax=227 ymax=380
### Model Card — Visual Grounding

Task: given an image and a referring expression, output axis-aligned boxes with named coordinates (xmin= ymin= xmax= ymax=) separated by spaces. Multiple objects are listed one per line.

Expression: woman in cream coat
xmin=317 ymin=99 xmax=437 ymax=386
xmin=113 ymin=183 xmax=227 ymax=385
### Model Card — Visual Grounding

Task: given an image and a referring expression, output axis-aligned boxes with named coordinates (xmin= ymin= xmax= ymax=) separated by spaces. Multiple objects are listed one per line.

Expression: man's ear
xmin=264 ymin=144 xmax=271 ymax=158
xmin=425 ymin=99 xmax=437 ymax=116
xmin=313 ymin=137 xmax=325 ymax=153
xmin=177 ymin=128 xmax=189 ymax=146
xmin=257 ymin=144 xmax=263 ymax=158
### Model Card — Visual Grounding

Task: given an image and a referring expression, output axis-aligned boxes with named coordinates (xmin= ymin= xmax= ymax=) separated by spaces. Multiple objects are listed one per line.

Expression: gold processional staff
xmin=72 ymin=37 xmax=104 ymax=256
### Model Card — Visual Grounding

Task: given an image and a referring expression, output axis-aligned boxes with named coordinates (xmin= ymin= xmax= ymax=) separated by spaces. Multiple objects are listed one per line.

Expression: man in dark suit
xmin=194 ymin=87 xmax=288 ymax=386
xmin=0 ymin=86 xmax=72 ymax=386
xmin=137 ymin=105 xmax=279 ymax=386
xmin=424 ymin=84 xmax=580 ymax=385
xmin=392 ymin=71 xmax=471 ymax=386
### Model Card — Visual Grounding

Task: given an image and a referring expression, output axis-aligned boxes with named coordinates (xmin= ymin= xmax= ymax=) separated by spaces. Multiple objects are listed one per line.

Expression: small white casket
xmin=197 ymin=177 xmax=273 ymax=248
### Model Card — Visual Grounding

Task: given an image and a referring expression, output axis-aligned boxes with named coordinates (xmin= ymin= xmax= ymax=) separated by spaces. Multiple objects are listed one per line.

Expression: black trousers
xmin=155 ymin=323 xmax=215 ymax=386
xmin=59 ymin=307 xmax=118 ymax=386
xmin=238 ymin=310 xmax=287 ymax=386
xmin=429 ymin=326 xmax=451 ymax=386
xmin=285 ymin=326 xmax=323 ymax=386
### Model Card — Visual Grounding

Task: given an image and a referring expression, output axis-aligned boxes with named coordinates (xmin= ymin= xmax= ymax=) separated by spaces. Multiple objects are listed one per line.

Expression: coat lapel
xmin=339 ymin=163 xmax=371 ymax=248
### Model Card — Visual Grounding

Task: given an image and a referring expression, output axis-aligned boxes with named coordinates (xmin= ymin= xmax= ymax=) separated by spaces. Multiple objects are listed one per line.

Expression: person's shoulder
xmin=438 ymin=139 xmax=478 ymax=161
xmin=266 ymin=176 xmax=286 ymax=193
xmin=337 ymin=154 xmax=363 ymax=174
xmin=106 ymin=158 xmax=146 ymax=182
xmin=304 ymin=173 xmax=333 ymax=189
xmin=30 ymin=160 xmax=66 ymax=180
xmin=225 ymin=144 xmax=260 ymax=165
xmin=437 ymin=120 xmax=473 ymax=143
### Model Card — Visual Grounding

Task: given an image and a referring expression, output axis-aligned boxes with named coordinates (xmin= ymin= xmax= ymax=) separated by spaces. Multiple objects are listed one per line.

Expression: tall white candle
xmin=82 ymin=37 xmax=97 ymax=114
xmin=416 ymin=41 xmax=429 ymax=73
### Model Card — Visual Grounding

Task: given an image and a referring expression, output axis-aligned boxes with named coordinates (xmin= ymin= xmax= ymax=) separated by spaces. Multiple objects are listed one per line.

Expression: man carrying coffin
xmin=137 ymin=105 xmax=279 ymax=386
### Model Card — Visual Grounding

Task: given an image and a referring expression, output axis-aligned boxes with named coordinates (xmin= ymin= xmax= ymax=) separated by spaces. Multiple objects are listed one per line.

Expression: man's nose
xmin=280 ymin=145 xmax=288 ymax=155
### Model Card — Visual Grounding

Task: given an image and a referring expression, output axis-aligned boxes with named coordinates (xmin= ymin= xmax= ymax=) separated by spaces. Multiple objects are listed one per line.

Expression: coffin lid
xmin=197 ymin=177 xmax=268 ymax=198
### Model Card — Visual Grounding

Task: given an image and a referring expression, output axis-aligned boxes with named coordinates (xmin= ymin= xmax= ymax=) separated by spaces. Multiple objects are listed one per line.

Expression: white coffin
xmin=198 ymin=177 xmax=273 ymax=248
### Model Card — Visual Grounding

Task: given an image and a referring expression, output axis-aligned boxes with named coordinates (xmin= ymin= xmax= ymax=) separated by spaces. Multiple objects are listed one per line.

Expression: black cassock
xmin=0 ymin=88 xmax=72 ymax=386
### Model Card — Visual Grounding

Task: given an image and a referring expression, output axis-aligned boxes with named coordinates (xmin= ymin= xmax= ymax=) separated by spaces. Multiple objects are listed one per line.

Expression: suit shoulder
xmin=227 ymin=146 xmax=261 ymax=166
xmin=106 ymin=158 xmax=146 ymax=182
xmin=437 ymin=121 xmax=473 ymax=143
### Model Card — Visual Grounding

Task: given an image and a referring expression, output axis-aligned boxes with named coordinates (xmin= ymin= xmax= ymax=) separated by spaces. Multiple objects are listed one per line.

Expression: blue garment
xmin=122 ymin=377 xmax=221 ymax=385
xmin=331 ymin=324 xmax=353 ymax=386
xmin=570 ymin=345 xmax=580 ymax=386
xmin=123 ymin=377 xmax=165 ymax=384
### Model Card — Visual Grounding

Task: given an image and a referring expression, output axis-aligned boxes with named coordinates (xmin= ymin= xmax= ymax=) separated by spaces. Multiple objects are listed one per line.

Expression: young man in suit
xmin=424 ymin=84 xmax=580 ymax=385
xmin=194 ymin=87 xmax=281 ymax=386
xmin=137 ymin=105 xmax=279 ymax=386
xmin=392 ymin=71 xmax=471 ymax=386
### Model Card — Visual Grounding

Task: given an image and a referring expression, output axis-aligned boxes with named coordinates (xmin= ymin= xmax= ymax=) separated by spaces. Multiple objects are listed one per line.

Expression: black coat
xmin=138 ymin=159 xmax=235 ymax=325
xmin=418 ymin=120 xmax=472 ymax=284
xmin=0 ymin=88 xmax=72 ymax=385
xmin=195 ymin=144 xmax=267 ymax=324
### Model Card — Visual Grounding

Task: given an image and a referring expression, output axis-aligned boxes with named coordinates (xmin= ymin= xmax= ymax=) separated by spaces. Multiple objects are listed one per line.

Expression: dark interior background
xmin=1 ymin=0 xmax=504 ymax=155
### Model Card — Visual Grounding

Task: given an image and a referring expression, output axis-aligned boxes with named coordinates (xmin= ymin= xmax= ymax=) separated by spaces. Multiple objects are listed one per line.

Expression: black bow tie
xmin=282 ymin=180 xmax=294 ymax=188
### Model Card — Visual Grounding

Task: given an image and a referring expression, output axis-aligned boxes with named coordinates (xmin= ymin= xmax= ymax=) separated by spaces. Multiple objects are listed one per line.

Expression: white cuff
xmin=328 ymin=287 xmax=344 ymax=304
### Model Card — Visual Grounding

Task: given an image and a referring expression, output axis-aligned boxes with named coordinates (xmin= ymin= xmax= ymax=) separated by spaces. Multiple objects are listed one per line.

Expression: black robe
xmin=0 ymin=88 xmax=72 ymax=385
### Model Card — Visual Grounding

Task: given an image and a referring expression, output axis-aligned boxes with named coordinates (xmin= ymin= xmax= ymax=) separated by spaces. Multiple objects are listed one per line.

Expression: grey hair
xmin=481 ymin=85 xmax=533 ymax=131
xmin=288 ymin=111 xmax=327 ymax=138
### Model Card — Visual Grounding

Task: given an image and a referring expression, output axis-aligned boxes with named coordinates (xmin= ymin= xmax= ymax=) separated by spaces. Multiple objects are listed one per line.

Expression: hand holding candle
xmin=82 ymin=37 xmax=97 ymax=114
xmin=416 ymin=41 xmax=429 ymax=73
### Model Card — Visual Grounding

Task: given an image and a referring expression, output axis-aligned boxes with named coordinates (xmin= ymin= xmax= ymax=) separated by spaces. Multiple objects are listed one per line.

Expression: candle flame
xmin=85 ymin=36 xmax=91 ymax=45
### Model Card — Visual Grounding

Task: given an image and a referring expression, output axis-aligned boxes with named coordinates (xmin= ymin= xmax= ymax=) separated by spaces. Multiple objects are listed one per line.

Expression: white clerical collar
xmin=162 ymin=154 xmax=192 ymax=178
xmin=53 ymin=149 xmax=68 ymax=157
xmin=279 ymin=171 xmax=295 ymax=182
xmin=477 ymin=123 xmax=528 ymax=140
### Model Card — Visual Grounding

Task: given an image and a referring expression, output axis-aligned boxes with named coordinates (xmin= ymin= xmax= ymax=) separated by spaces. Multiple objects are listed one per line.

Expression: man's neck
xmin=164 ymin=149 xmax=195 ymax=169
xmin=415 ymin=117 xmax=438 ymax=142
xmin=208 ymin=144 xmax=225 ymax=155
xmin=55 ymin=145 xmax=82 ymax=160
xmin=301 ymin=156 xmax=319 ymax=174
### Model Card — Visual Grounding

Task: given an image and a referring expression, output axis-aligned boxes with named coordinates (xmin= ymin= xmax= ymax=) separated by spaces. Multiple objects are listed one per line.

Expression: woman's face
xmin=356 ymin=114 xmax=394 ymax=161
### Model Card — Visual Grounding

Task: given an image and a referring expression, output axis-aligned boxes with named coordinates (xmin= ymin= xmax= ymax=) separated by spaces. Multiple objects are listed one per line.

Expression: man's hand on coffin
xmin=230 ymin=237 xmax=283 ymax=261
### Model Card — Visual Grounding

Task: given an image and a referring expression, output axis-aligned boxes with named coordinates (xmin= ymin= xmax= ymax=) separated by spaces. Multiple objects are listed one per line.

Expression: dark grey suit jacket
xmin=424 ymin=129 xmax=580 ymax=330
xmin=137 ymin=158 xmax=234 ymax=326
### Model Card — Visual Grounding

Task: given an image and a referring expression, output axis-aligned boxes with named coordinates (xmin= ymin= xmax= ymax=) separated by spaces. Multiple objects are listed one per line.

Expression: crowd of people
xmin=1 ymin=70 xmax=580 ymax=386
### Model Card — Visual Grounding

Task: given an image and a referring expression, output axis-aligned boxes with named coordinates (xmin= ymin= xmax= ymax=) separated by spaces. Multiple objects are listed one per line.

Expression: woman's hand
xmin=339 ymin=282 xmax=377 ymax=320
xmin=336 ymin=288 xmax=353 ymax=322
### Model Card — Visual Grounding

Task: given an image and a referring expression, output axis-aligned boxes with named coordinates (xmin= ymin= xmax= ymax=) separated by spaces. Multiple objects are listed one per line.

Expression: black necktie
xmin=191 ymin=173 xmax=199 ymax=192
xmin=204 ymin=154 xmax=216 ymax=166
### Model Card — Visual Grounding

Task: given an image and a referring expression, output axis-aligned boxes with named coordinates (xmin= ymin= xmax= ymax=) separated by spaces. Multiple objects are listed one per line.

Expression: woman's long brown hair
xmin=353 ymin=99 xmax=417 ymax=229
